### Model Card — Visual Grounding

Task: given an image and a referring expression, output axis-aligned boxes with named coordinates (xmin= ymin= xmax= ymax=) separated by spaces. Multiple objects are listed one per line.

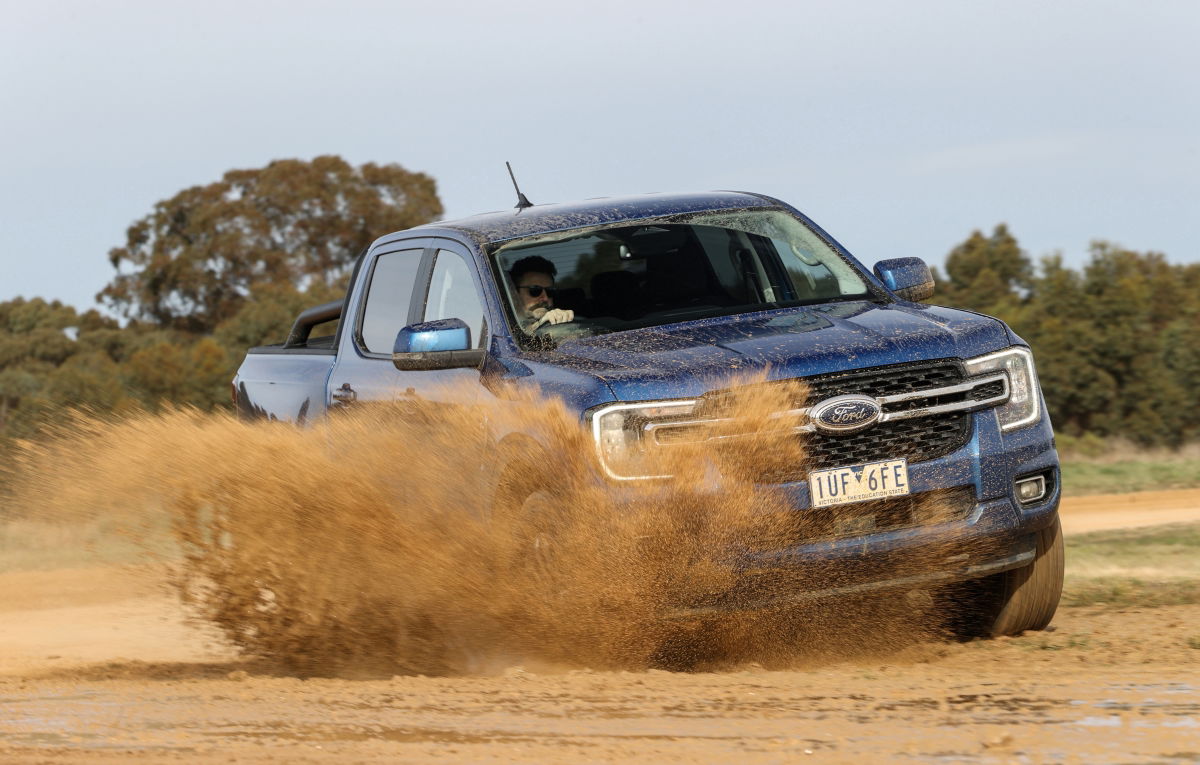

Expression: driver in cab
xmin=510 ymin=255 xmax=575 ymax=332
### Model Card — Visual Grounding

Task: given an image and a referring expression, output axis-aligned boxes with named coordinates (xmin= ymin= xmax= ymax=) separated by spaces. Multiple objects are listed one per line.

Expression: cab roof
xmin=411 ymin=191 xmax=779 ymax=245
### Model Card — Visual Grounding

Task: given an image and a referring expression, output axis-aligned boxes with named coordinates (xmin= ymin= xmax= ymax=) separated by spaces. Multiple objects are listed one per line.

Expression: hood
xmin=544 ymin=301 xmax=1011 ymax=401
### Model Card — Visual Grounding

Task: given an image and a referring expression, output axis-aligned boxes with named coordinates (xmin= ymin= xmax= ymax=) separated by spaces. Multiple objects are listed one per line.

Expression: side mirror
xmin=874 ymin=258 xmax=934 ymax=302
xmin=392 ymin=318 xmax=486 ymax=371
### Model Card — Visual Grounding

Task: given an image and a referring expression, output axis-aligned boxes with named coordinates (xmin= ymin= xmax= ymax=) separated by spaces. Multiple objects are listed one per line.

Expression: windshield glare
xmin=493 ymin=209 xmax=872 ymax=343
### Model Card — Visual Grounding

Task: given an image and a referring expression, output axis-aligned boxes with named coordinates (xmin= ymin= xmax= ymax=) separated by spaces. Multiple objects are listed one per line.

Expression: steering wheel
xmin=532 ymin=317 xmax=601 ymax=341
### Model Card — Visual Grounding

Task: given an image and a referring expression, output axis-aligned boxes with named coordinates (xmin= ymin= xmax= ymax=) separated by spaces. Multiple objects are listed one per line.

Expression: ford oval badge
xmin=810 ymin=395 xmax=882 ymax=434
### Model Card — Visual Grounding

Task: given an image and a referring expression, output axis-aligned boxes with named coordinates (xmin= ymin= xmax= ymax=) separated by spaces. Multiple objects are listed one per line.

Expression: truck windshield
xmin=492 ymin=209 xmax=873 ymax=343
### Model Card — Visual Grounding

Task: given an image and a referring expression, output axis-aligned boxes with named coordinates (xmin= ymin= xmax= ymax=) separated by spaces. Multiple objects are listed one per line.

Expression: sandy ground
xmin=1059 ymin=488 xmax=1200 ymax=535
xmin=1 ymin=491 xmax=1198 ymax=763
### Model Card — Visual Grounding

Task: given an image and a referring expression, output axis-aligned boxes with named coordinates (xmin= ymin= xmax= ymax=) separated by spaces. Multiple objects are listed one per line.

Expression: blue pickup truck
xmin=233 ymin=191 xmax=1063 ymax=638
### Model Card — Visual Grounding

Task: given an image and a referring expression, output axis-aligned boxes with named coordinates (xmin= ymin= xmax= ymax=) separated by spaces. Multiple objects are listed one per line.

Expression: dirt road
xmin=1 ymin=491 xmax=1197 ymax=763
xmin=1059 ymin=487 xmax=1200 ymax=534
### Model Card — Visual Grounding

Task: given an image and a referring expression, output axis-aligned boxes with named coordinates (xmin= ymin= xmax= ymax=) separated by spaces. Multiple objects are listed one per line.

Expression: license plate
xmin=809 ymin=459 xmax=910 ymax=508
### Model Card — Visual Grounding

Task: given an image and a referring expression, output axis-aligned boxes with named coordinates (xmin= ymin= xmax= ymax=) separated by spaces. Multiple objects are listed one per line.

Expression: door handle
xmin=332 ymin=382 xmax=357 ymax=403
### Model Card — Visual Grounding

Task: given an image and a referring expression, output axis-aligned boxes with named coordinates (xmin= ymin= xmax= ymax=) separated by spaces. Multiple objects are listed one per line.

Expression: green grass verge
xmin=1061 ymin=459 xmax=1200 ymax=497
xmin=0 ymin=515 xmax=176 ymax=573
xmin=1062 ymin=522 xmax=1200 ymax=607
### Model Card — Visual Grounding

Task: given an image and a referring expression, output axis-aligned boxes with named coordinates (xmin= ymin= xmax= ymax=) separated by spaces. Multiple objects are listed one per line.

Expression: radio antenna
xmin=506 ymin=161 xmax=534 ymax=210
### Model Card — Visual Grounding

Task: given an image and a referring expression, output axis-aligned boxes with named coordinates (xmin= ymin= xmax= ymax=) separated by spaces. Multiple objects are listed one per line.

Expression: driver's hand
xmin=540 ymin=308 xmax=574 ymax=326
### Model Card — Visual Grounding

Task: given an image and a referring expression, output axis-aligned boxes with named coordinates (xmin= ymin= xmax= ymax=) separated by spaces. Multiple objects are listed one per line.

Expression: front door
xmin=328 ymin=237 xmax=495 ymax=408
xmin=327 ymin=237 xmax=434 ymax=406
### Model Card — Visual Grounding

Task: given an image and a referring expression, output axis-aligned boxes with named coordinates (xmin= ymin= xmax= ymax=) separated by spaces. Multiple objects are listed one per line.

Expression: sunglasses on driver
xmin=518 ymin=284 xmax=557 ymax=298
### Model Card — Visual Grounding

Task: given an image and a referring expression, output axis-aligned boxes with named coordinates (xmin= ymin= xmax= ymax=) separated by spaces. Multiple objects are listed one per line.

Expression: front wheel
xmin=945 ymin=517 xmax=1065 ymax=638
xmin=492 ymin=461 xmax=567 ymax=590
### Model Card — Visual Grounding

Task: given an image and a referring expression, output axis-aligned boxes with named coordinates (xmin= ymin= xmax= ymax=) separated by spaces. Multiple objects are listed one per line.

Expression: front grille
xmin=971 ymin=379 xmax=1006 ymax=401
xmin=803 ymin=360 xmax=972 ymax=470
xmin=806 ymin=360 xmax=964 ymax=400
xmin=790 ymin=414 xmax=970 ymax=474
xmin=702 ymin=359 xmax=977 ymax=479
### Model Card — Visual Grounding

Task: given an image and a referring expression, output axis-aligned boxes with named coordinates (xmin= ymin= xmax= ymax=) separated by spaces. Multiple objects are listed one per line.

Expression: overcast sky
xmin=2 ymin=0 xmax=1197 ymax=312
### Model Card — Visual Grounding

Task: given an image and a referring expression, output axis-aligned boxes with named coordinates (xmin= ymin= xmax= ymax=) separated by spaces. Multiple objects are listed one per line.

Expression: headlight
xmin=964 ymin=346 xmax=1042 ymax=431
xmin=587 ymin=400 xmax=699 ymax=480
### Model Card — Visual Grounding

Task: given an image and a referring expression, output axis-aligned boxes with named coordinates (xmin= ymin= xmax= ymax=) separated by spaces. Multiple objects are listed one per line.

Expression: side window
xmin=359 ymin=248 xmax=423 ymax=354
xmin=424 ymin=249 xmax=487 ymax=347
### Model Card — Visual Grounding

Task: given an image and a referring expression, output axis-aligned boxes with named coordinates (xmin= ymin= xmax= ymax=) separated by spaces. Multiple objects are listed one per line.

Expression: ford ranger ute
xmin=233 ymin=191 xmax=1063 ymax=637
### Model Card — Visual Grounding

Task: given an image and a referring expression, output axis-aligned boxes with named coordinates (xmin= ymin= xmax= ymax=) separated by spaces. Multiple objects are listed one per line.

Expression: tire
xmin=492 ymin=461 xmax=564 ymax=588
xmin=650 ymin=617 xmax=729 ymax=671
xmin=945 ymin=516 xmax=1065 ymax=638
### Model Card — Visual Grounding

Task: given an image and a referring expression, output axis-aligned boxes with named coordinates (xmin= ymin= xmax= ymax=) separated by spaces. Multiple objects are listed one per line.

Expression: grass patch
xmin=1058 ymin=438 xmax=1200 ymax=497
xmin=0 ymin=515 xmax=176 ymax=573
xmin=1063 ymin=578 xmax=1200 ymax=608
xmin=1061 ymin=459 xmax=1200 ymax=497
xmin=1062 ymin=522 xmax=1200 ymax=607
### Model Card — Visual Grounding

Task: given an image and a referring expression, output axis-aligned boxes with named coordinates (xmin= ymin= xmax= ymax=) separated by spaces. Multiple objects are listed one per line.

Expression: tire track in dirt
xmin=0 ymin=604 xmax=1197 ymax=763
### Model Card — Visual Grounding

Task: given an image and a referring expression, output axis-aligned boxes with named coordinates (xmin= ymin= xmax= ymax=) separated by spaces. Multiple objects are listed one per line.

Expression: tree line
xmin=934 ymin=226 xmax=1200 ymax=446
xmin=0 ymin=155 xmax=441 ymax=446
xmin=0 ymin=156 xmax=1196 ymax=451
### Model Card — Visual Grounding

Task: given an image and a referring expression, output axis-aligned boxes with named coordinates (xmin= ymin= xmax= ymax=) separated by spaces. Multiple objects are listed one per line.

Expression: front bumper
xmin=674 ymin=407 xmax=1061 ymax=616
xmin=677 ymin=534 xmax=1039 ymax=617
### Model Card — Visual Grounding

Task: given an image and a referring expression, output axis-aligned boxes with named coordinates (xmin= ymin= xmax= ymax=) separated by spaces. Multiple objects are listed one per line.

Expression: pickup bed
xmin=233 ymin=191 xmax=1063 ymax=637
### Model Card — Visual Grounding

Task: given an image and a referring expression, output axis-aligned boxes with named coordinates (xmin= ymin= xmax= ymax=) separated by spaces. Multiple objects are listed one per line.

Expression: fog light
xmin=1015 ymin=475 xmax=1047 ymax=504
